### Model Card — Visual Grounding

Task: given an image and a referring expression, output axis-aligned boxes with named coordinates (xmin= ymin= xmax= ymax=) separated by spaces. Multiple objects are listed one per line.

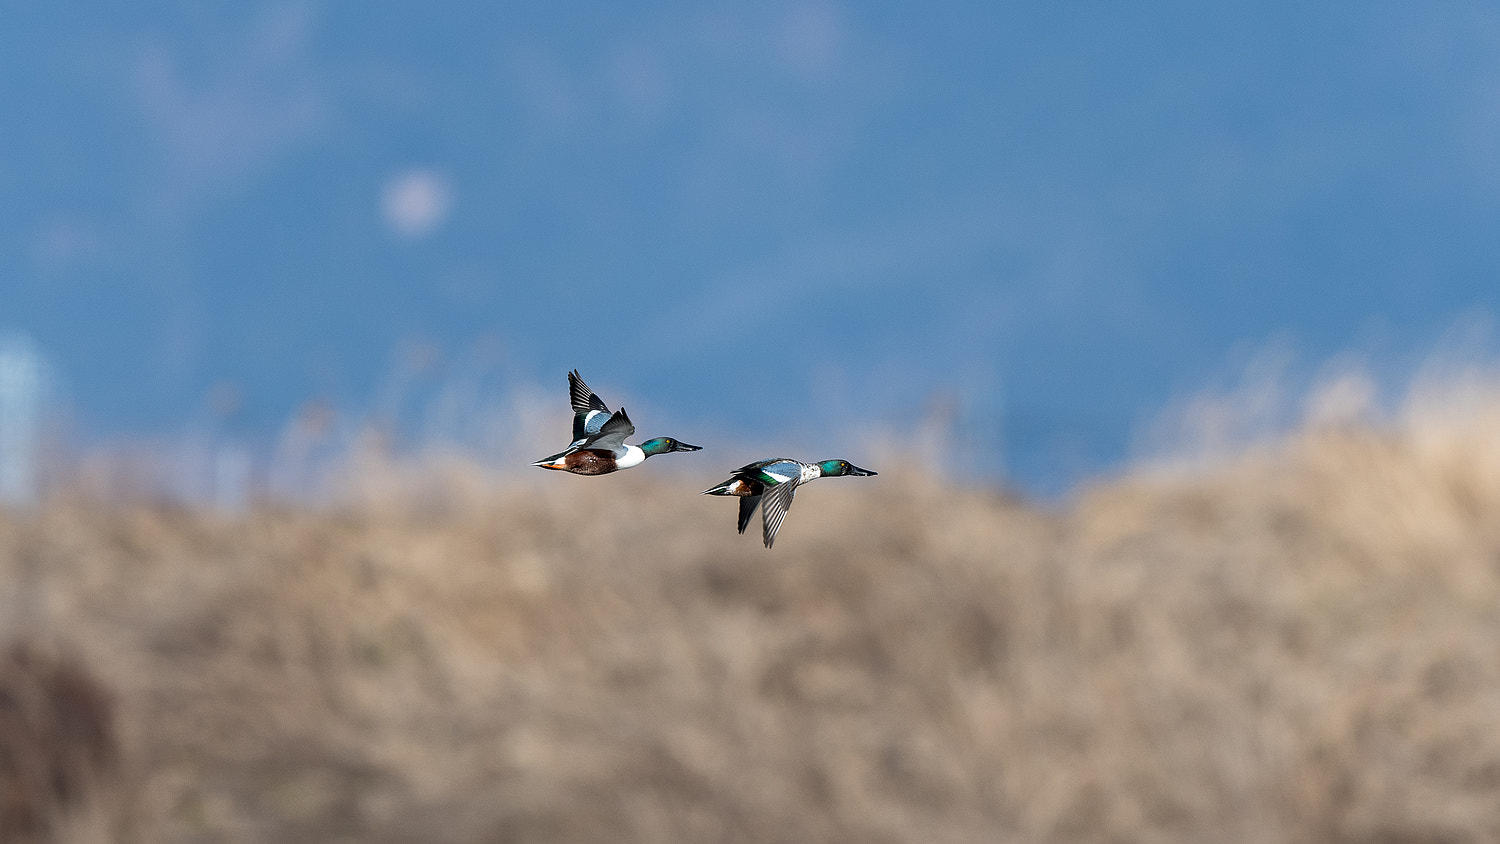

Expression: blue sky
xmin=4 ymin=2 xmax=1500 ymax=492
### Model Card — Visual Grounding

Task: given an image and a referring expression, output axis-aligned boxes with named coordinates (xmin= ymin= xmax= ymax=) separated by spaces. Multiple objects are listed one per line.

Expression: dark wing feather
xmin=568 ymin=370 xmax=611 ymax=415
xmin=735 ymin=458 xmax=779 ymax=474
xmin=737 ymin=495 xmax=762 ymax=534
xmin=760 ymin=479 xmax=799 ymax=549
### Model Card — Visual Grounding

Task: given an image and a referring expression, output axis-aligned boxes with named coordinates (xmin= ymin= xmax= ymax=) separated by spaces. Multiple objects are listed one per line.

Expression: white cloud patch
xmin=381 ymin=169 xmax=453 ymax=239
xmin=130 ymin=3 xmax=327 ymax=219
xmin=778 ymin=3 xmax=846 ymax=82
xmin=507 ymin=47 xmax=586 ymax=137
xmin=504 ymin=3 xmax=890 ymax=159
xmin=606 ymin=44 xmax=671 ymax=127
xmin=31 ymin=215 xmax=105 ymax=277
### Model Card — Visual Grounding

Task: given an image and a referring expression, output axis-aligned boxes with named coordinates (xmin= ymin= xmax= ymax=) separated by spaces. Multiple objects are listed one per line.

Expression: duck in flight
xmin=703 ymin=458 xmax=876 ymax=548
xmin=532 ymin=370 xmax=701 ymax=475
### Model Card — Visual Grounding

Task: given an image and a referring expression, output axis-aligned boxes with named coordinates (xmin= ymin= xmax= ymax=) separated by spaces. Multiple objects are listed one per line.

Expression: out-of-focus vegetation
xmin=7 ymin=393 xmax=1500 ymax=842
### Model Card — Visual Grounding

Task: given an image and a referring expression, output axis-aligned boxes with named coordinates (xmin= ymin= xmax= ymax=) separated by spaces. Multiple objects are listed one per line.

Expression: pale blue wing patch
xmin=579 ymin=407 xmax=635 ymax=456
xmin=749 ymin=459 xmax=801 ymax=486
xmin=568 ymin=371 xmax=612 ymax=442
xmin=571 ymin=408 xmax=611 ymax=445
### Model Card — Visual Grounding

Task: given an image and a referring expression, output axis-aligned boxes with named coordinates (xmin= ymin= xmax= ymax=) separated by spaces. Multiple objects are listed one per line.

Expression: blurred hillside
xmin=6 ymin=394 xmax=1500 ymax=842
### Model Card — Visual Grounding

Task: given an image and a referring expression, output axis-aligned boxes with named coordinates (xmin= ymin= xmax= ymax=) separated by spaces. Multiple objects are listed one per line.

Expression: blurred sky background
xmin=4 ymin=2 xmax=1500 ymax=495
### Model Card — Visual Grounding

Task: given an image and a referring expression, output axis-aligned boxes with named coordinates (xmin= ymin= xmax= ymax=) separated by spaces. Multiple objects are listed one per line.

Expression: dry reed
xmin=5 ymin=403 xmax=1500 ymax=842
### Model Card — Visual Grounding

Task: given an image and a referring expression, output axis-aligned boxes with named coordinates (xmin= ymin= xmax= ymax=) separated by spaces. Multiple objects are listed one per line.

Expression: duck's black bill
xmin=847 ymin=464 xmax=877 ymax=476
xmin=673 ymin=441 xmax=703 ymax=452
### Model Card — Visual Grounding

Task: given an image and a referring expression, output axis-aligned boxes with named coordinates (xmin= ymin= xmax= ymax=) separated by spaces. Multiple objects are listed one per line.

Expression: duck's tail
xmin=702 ymin=478 xmax=753 ymax=496
xmin=531 ymin=451 xmax=569 ymax=470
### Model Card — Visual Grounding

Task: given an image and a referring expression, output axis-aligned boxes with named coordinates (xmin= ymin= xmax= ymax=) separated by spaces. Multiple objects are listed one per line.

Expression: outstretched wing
xmin=568 ymin=370 xmax=612 ymax=443
xmin=760 ymin=479 xmax=799 ymax=548
xmin=568 ymin=370 xmax=610 ymax=414
xmin=740 ymin=459 xmax=800 ymax=485
xmin=737 ymin=495 xmax=762 ymax=534
xmin=575 ymin=407 xmax=635 ymax=457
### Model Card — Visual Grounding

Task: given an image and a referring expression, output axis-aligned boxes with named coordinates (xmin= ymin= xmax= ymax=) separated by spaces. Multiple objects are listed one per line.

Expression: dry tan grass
xmin=6 ymin=405 xmax=1500 ymax=842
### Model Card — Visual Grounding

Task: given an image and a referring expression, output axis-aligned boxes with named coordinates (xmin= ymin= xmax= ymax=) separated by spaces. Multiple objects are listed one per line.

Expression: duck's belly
xmin=564 ymin=450 xmax=618 ymax=475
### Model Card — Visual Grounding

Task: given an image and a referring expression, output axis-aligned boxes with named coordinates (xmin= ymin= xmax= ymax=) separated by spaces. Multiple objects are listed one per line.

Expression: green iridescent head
xmin=641 ymin=437 xmax=703 ymax=457
xmin=817 ymin=459 xmax=877 ymax=477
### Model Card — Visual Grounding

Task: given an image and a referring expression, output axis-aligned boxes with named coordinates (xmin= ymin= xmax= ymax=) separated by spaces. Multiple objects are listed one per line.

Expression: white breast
xmin=615 ymin=445 xmax=646 ymax=469
xmin=799 ymin=463 xmax=820 ymax=483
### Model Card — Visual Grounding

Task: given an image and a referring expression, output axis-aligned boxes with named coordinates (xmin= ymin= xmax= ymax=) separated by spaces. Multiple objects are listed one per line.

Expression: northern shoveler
xmin=702 ymin=458 xmax=876 ymax=548
xmin=531 ymin=370 xmax=702 ymax=475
